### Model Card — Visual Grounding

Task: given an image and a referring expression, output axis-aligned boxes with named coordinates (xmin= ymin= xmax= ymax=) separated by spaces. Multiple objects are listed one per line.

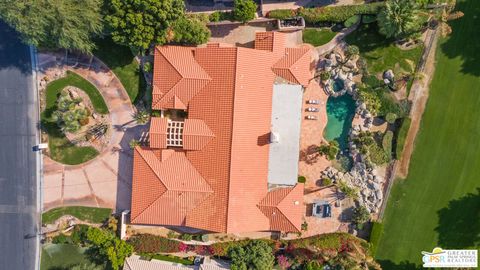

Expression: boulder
xmin=383 ymin=69 xmax=394 ymax=81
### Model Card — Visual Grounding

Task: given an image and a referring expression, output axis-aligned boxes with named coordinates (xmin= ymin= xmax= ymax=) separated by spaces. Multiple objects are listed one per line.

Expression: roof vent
xmin=270 ymin=132 xmax=280 ymax=143
xmin=294 ymin=201 xmax=299 ymax=205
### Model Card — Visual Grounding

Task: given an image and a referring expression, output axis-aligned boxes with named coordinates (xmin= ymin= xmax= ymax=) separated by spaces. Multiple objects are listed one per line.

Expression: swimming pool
xmin=332 ymin=78 xmax=344 ymax=92
xmin=324 ymin=94 xmax=356 ymax=150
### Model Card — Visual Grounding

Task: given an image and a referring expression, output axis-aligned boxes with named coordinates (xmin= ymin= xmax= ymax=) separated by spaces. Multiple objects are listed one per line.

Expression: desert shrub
xmin=385 ymin=112 xmax=397 ymax=124
xmin=298 ymin=176 xmax=307 ymax=183
xmin=129 ymin=234 xmax=181 ymax=253
xmin=395 ymin=117 xmax=411 ymax=159
xmin=322 ymin=178 xmax=332 ymax=186
xmin=318 ymin=141 xmax=339 ymax=160
xmin=352 ymin=206 xmax=370 ymax=226
xmin=369 ymin=222 xmax=384 ymax=256
xmin=344 ymin=15 xmax=360 ymax=27
xmin=382 ymin=130 xmax=393 ymax=158
xmin=319 ymin=70 xmax=331 ymax=81
xmin=369 ymin=142 xmax=390 ymax=165
xmin=267 ymin=9 xmax=296 ymax=20
xmin=298 ymin=2 xmax=385 ymax=25
xmin=338 ymin=181 xmax=359 ymax=199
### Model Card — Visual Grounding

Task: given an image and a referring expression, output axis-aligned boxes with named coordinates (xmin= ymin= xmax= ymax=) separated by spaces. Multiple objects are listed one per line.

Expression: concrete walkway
xmin=40 ymin=53 xmax=145 ymax=212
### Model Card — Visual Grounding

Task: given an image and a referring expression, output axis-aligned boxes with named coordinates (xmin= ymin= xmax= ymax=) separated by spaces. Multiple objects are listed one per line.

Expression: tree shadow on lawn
xmin=378 ymin=260 xmax=419 ymax=270
xmin=434 ymin=188 xmax=480 ymax=249
xmin=440 ymin=0 xmax=480 ymax=76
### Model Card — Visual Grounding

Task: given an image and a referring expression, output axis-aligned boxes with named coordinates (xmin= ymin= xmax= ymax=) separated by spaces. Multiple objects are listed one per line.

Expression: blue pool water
xmin=332 ymin=78 xmax=344 ymax=92
xmin=324 ymin=94 xmax=356 ymax=150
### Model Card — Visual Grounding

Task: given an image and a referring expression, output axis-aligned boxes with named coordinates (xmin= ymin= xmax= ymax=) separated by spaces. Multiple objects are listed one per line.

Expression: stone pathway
xmin=40 ymin=53 xmax=146 ymax=212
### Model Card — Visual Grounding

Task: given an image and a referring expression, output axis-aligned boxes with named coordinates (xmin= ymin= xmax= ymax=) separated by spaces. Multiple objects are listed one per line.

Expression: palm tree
xmin=377 ymin=0 xmax=421 ymax=39
xmin=133 ymin=110 xmax=150 ymax=125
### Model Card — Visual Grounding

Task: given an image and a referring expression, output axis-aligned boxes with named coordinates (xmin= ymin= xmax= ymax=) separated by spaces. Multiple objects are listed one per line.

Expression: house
xmin=130 ymin=32 xmax=313 ymax=233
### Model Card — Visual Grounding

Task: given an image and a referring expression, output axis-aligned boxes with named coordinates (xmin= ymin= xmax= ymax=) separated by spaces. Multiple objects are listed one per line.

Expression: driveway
xmin=0 ymin=21 xmax=40 ymax=270
xmin=39 ymin=54 xmax=145 ymax=212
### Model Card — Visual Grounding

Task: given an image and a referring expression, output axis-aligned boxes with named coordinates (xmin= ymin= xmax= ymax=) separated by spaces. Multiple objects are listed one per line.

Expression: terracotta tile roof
xmin=258 ymin=184 xmax=305 ymax=232
xmin=132 ymin=32 xmax=312 ymax=233
xmin=131 ymin=147 xmax=213 ymax=225
xmin=273 ymin=46 xmax=312 ymax=87
xmin=149 ymin=118 xmax=168 ymax=149
xmin=254 ymin=32 xmax=286 ymax=55
xmin=183 ymin=119 xmax=215 ymax=151
xmin=152 ymin=46 xmax=211 ymax=110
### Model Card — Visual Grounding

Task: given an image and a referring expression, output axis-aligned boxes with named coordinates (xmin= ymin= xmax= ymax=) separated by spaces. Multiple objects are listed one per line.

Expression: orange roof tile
xmin=183 ymin=119 xmax=215 ymax=151
xmin=132 ymin=32 xmax=312 ymax=233
xmin=273 ymin=46 xmax=312 ymax=86
xmin=258 ymin=184 xmax=305 ymax=232
xmin=149 ymin=118 xmax=168 ymax=149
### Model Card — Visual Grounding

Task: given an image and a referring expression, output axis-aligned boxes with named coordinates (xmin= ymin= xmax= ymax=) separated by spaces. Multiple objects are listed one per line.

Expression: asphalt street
xmin=0 ymin=20 xmax=40 ymax=270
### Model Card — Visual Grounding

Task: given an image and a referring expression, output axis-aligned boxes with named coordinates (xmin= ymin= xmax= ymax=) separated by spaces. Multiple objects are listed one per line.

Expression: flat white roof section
xmin=268 ymin=84 xmax=303 ymax=186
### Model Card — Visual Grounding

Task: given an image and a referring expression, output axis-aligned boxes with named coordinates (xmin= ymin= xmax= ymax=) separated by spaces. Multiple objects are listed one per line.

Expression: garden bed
xmin=41 ymin=71 xmax=109 ymax=165
xmin=42 ymin=206 xmax=112 ymax=225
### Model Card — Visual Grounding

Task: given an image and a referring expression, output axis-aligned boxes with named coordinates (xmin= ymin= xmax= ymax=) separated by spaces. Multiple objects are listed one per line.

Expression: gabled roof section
xmin=131 ymin=147 xmax=213 ymax=225
xmin=258 ymin=184 xmax=305 ymax=232
xmin=272 ymin=46 xmax=312 ymax=87
xmin=149 ymin=118 xmax=168 ymax=149
xmin=183 ymin=119 xmax=215 ymax=151
xmin=152 ymin=46 xmax=212 ymax=110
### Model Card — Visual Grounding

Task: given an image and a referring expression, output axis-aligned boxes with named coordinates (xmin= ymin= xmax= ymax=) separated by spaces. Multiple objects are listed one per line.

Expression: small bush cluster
xmin=344 ymin=15 xmax=360 ymax=28
xmin=298 ymin=2 xmax=385 ymax=25
xmin=298 ymin=176 xmax=307 ymax=183
xmin=267 ymin=9 xmax=296 ymax=20
xmin=209 ymin=11 xmax=235 ymax=22
xmin=129 ymin=234 xmax=182 ymax=253
xmin=318 ymin=141 xmax=340 ymax=160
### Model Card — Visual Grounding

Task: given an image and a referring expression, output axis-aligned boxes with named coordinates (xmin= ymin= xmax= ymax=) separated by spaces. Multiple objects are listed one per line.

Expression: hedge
xmin=369 ymin=222 xmax=384 ymax=257
xmin=298 ymin=2 xmax=385 ymax=25
xmin=382 ymin=131 xmax=393 ymax=159
xmin=129 ymin=234 xmax=182 ymax=253
xmin=344 ymin=15 xmax=360 ymax=28
xmin=395 ymin=117 xmax=412 ymax=159
xmin=267 ymin=9 xmax=296 ymax=20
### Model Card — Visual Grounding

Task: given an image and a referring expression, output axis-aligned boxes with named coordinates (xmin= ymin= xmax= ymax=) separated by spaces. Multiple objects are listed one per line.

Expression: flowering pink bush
xmin=178 ymin=242 xmax=188 ymax=252
xmin=277 ymin=255 xmax=291 ymax=270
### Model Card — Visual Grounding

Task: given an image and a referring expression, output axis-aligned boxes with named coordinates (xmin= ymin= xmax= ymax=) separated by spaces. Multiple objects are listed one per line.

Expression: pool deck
xmin=299 ymin=80 xmax=331 ymax=191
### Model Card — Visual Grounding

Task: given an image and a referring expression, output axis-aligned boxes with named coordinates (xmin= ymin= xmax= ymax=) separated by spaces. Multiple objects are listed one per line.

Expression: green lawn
xmin=41 ymin=244 xmax=104 ymax=270
xmin=42 ymin=71 xmax=108 ymax=165
xmin=345 ymin=23 xmax=424 ymax=75
xmin=94 ymin=37 xmax=146 ymax=103
xmin=375 ymin=0 xmax=480 ymax=268
xmin=302 ymin=28 xmax=337 ymax=47
xmin=42 ymin=206 xmax=112 ymax=225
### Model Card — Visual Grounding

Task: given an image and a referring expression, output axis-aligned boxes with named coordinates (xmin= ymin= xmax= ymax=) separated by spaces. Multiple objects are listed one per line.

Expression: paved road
xmin=0 ymin=21 xmax=40 ymax=270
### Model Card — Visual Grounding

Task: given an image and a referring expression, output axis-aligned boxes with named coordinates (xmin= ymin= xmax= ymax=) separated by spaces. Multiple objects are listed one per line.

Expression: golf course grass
xmin=375 ymin=0 xmax=480 ymax=268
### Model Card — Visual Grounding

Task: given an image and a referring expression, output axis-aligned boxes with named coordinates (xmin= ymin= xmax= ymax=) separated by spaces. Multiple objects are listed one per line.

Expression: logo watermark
xmin=422 ymin=247 xmax=478 ymax=268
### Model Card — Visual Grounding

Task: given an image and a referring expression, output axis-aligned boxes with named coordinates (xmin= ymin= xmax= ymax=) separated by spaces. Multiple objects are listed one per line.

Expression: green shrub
xmin=318 ymin=141 xmax=339 ymax=160
xmin=369 ymin=222 xmax=383 ymax=256
xmin=267 ymin=9 xmax=296 ymax=20
xmin=369 ymin=143 xmax=390 ymax=165
xmin=385 ymin=112 xmax=397 ymax=124
xmin=180 ymin=234 xmax=193 ymax=241
xmin=322 ymin=178 xmax=333 ymax=186
xmin=352 ymin=206 xmax=370 ymax=225
xmin=297 ymin=2 xmax=385 ymax=25
xmin=52 ymin=233 xmax=73 ymax=244
xmin=129 ymin=234 xmax=182 ymax=253
xmin=361 ymin=74 xmax=384 ymax=89
xmin=344 ymin=15 xmax=360 ymax=28
xmin=143 ymin=62 xmax=152 ymax=73
xmin=172 ymin=17 xmax=210 ymax=45
xmin=395 ymin=117 xmax=411 ymax=159
xmin=298 ymin=176 xmax=307 ymax=183
xmin=233 ymin=0 xmax=257 ymax=23
xmin=382 ymin=131 xmax=394 ymax=158
xmin=319 ymin=70 xmax=331 ymax=81
xmin=362 ymin=14 xmax=377 ymax=24
xmin=71 ymin=224 xmax=90 ymax=245
xmin=209 ymin=11 xmax=235 ymax=22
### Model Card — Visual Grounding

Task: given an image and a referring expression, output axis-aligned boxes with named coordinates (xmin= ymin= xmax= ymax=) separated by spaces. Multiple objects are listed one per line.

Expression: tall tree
xmin=229 ymin=240 xmax=275 ymax=270
xmin=105 ymin=0 xmax=185 ymax=52
xmin=0 ymin=0 xmax=103 ymax=53
xmin=172 ymin=17 xmax=211 ymax=45
xmin=377 ymin=0 xmax=420 ymax=39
